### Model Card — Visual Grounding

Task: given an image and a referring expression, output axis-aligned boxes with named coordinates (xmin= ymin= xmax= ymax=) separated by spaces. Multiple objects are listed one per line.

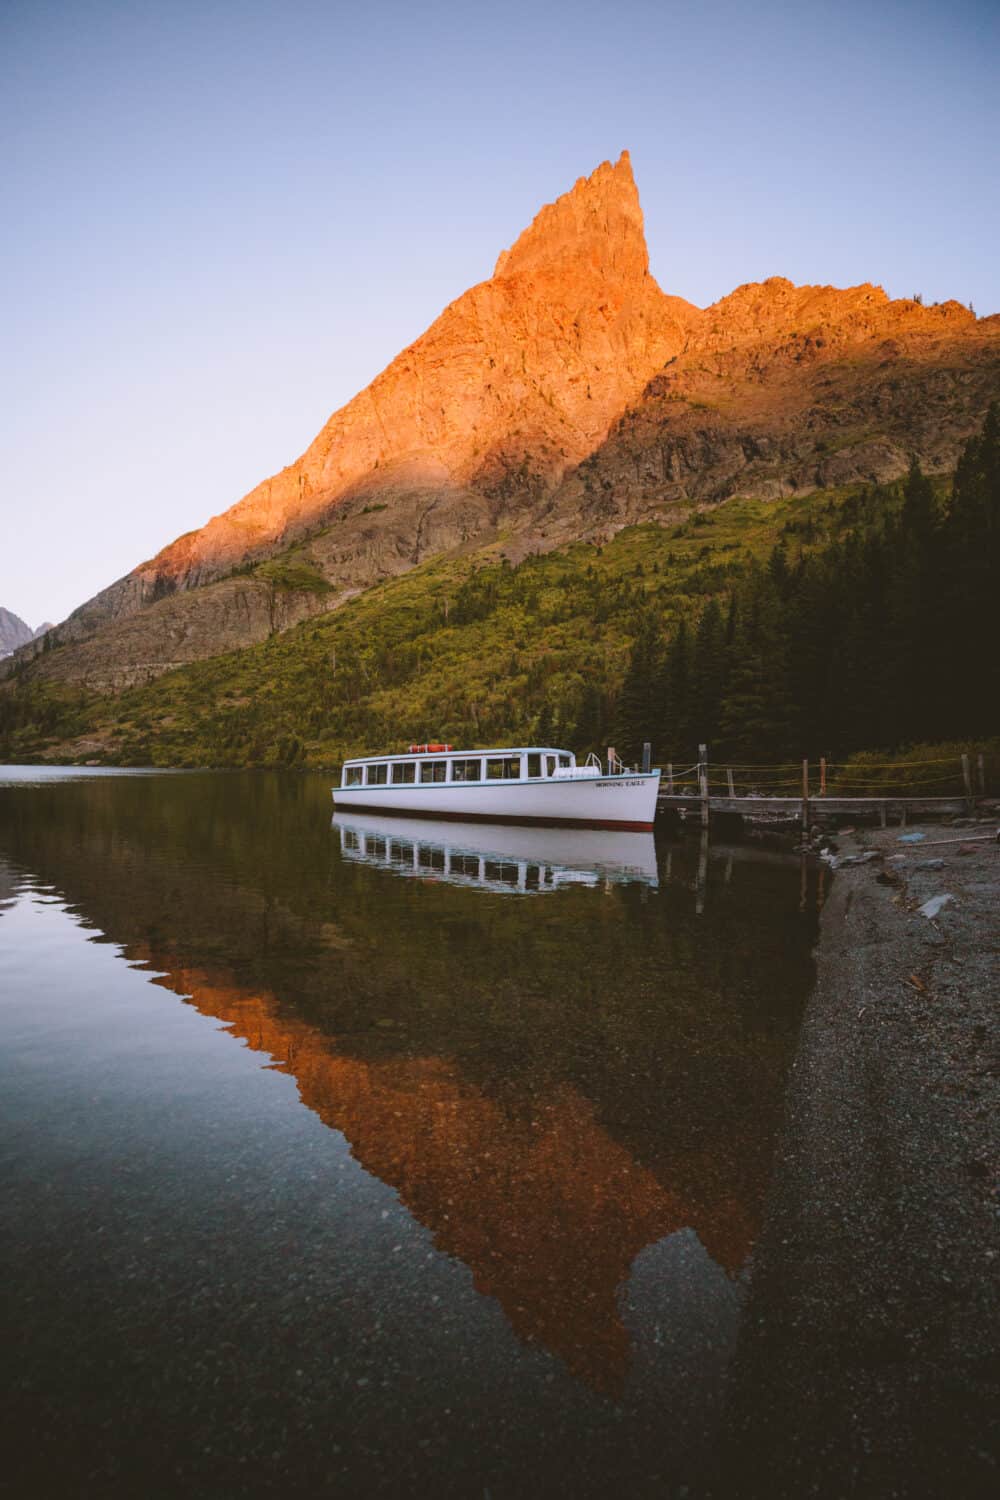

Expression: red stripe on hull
xmin=331 ymin=801 xmax=655 ymax=832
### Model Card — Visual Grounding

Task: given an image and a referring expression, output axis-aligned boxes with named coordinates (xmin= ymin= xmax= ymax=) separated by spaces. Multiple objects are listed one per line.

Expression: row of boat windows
xmin=341 ymin=830 xmax=564 ymax=888
xmin=343 ymin=753 xmax=571 ymax=787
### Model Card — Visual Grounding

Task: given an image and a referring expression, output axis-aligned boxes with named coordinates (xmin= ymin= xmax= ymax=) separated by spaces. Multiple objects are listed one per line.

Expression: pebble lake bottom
xmin=0 ymin=769 xmax=820 ymax=1499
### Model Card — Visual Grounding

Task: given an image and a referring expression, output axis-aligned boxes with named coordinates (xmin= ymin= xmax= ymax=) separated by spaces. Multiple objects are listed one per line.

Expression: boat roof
xmin=342 ymin=746 xmax=574 ymax=766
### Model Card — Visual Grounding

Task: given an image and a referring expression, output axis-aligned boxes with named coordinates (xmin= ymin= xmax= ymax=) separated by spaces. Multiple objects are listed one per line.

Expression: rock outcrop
xmin=0 ymin=609 xmax=51 ymax=659
xmin=0 ymin=608 xmax=33 ymax=658
xmin=538 ymin=281 xmax=1000 ymax=542
xmin=7 ymin=154 xmax=999 ymax=693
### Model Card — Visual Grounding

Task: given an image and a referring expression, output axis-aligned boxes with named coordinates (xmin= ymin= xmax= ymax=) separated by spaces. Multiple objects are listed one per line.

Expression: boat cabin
xmin=340 ymin=747 xmax=578 ymax=788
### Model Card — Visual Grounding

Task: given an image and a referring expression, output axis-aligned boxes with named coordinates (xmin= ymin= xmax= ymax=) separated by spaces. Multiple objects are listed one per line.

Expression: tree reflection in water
xmin=0 ymin=769 xmax=819 ymax=1494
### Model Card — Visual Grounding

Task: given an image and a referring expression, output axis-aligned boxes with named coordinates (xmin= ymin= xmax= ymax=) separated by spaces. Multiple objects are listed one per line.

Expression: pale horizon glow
xmin=2 ymin=0 xmax=997 ymax=627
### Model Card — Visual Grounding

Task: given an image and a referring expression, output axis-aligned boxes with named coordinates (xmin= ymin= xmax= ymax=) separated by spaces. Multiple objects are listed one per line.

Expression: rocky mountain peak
xmin=0 ymin=607 xmax=35 ymax=658
xmin=7 ymin=151 xmax=997 ymax=698
xmin=0 ymin=612 xmax=54 ymax=659
xmin=493 ymin=151 xmax=648 ymax=283
xmin=100 ymin=151 xmax=692 ymax=598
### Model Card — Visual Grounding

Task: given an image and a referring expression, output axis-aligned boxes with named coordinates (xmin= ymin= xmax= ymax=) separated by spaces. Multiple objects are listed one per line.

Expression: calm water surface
xmin=0 ymin=769 xmax=819 ymax=1498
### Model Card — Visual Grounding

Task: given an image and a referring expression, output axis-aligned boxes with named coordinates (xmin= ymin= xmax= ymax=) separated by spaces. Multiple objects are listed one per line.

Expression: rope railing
xmin=708 ymin=781 xmax=803 ymax=791
xmin=655 ymin=755 xmax=987 ymax=774
xmin=651 ymin=746 xmax=989 ymax=823
xmin=824 ymin=754 xmax=969 ymax=768
xmin=829 ymin=773 xmax=964 ymax=787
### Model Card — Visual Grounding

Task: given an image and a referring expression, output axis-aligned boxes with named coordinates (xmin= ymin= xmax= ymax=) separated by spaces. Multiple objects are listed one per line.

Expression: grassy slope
xmin=0 ymin=481 xmax=942 ymax=769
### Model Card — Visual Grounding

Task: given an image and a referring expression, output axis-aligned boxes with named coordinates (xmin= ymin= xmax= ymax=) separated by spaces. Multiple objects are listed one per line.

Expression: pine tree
xmin=719 ymin=559 xmax=795 ymax=761
xmin=612 ymin=611 xmax=661 ymax=763
xmin=576 ymin=680 xmax=609 ymax=756
xmin=882 ymin=459 xmax=942 ymax=741
xmin=656 ymin=618 xmax=693 ymax=761
xmin=691 ymin=599 xmax=727 ymax=750
xmin=940 ymin=405 xmax=1000 ymax=733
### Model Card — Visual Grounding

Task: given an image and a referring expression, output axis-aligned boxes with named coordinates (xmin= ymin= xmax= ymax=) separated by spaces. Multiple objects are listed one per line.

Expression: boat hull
xmin=331 ymin=771 xmax=660 ymax=831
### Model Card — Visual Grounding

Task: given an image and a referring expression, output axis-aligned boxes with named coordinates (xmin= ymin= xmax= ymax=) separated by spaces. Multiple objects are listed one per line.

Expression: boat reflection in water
xmin=332 ymin=811 xmax=659 ymax=893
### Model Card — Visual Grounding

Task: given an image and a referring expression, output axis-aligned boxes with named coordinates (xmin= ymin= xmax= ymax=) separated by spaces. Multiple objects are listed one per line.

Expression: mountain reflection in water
xmin=0 ymin=770 xmax=819 ymax=1496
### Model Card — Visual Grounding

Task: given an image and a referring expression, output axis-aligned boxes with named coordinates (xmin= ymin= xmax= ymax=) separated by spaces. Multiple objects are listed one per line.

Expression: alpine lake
xmin=0 ymin=768 xmax=823 ymax=1498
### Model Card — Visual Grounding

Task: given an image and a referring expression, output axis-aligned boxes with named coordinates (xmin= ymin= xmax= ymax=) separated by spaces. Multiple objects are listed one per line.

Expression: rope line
xmin=829 ymin=774 xmax=965 ymax=787
xmin=711 ymin=776 xmax=962 ymax=789
xmin=656 ymin=755 xmax=982 ymax=771
xmin=650 ymin=753 xmax=986 ymax=799
xmin=659 ymin=789 xmax=967 ymax=799
xmin=826 ymin=755 xmax=976 ymax=768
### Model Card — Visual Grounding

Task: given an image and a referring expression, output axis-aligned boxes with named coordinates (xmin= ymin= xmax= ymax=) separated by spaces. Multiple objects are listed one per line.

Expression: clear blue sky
xmin=3 ymin=0 xmax=997 ymax=627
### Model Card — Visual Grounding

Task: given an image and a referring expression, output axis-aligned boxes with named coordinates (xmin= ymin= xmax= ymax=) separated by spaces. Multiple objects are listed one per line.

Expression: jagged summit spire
xmin=493 ymin=150 xmax=648 ymax=281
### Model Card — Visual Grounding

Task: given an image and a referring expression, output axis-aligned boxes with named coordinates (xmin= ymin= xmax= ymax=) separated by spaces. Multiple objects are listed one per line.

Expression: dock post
xmin=801 ymin=759 xmax=809 ymax=835
xmin=642 ymin=741 xmax=651 ymax=774
xmin=696 ymin=827 xmax=709 ymax=915
xmin=961 ymin=753 xmax=973 ymax=809
xmin=977 ymin=752 xmax=986 ymax=795
xmin=699 ymin=744 xmax=709 ymax=828
xmin=820 ymin=756 xmax=827 ymax=797
xmin=667 ymin=762 xmax=674 ymax=795
xmin=726 ymin=767 xmax=735 ymax=798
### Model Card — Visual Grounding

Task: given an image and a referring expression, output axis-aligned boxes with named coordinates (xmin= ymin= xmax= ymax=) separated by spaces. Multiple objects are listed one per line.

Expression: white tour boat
xmin=332 ymin=744 xmax=660 ymax=830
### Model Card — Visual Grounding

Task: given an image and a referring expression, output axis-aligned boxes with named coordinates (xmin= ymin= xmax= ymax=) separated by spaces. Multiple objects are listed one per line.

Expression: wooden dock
xmin=656 ymin=792 xmax=969 ymax=828
xmin=648 ymin=745 xmax=988 ymax=829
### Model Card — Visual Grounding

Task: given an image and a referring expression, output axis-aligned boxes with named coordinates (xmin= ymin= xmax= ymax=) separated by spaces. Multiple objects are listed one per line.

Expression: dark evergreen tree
xmin=656 ymin=617 xmax=693 ymax=761
xmin=576 ymin=680 xmax=609 ymax=756
xmin=784 ymin=553 xmax=836 ymax=754
xmin=612 ymin=610 xmax=661 ymax=762
xmin=939 ymin=404 xmax=1000 ymax=734
xmin=691 ymin=599 xmax=728 ymax=750
xmin=719 ymin=558 xmax=795 ymax=761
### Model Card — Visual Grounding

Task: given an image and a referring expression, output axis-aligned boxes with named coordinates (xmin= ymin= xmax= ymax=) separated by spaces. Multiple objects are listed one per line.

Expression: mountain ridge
xmin=6 ymin=152 xmax=999 ymax=694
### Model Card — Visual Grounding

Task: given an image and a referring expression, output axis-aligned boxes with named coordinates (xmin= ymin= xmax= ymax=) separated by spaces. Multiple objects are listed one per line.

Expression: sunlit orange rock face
xmin=143 ymin=957 xmax=756 ymax=1393
xmin=539 ymin=276 xmax=1000 ymax=540
xmin=142 ymin=151 xmax=697 ymax=591
xmin=13 ymin=150 xmax=998 ymax=690
xmin=86 ymin=160 xmax=1000 ymax=600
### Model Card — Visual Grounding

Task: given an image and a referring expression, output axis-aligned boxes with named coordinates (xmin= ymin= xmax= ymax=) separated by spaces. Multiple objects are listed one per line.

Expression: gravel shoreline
xmin=717 ymin=816 xmax=999 ymax=1499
